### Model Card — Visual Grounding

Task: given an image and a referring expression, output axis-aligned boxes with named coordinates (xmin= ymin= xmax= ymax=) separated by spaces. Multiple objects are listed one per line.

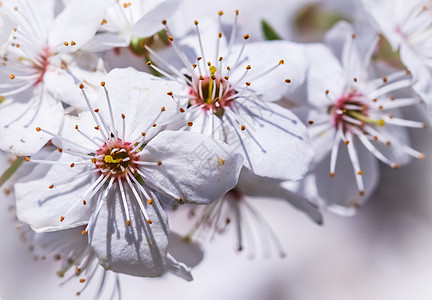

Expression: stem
xmin=0 ymin=158 xmax=24 ymax=189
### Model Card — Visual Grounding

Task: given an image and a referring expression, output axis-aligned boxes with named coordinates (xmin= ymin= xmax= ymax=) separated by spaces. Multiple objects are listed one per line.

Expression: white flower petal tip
xmin=89 ymin=186 xmax=169 ymax=278
xmin=165 ymin=254 xmax=193 ymax=282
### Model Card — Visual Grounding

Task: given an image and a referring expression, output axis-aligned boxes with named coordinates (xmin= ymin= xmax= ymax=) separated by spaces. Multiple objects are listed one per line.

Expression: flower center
xmin=329 ymin=91 xmax=384 ymax=132
xmin=94 ymin=138 xmax=138 ymax=178
xmin=33 ymin=47 xmax=51 ymax=85
xmin=189 ymin=66 xmax=235 ymax=117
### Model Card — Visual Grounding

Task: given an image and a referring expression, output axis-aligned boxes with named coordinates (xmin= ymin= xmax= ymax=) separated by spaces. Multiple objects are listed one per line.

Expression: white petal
xmin=304 ymin=43 xmax=345 ymax=108
xmin=44 ymin=53 xmax=106 ymax=110
xmin=55 ymin=112 xmax=102 ymax=152
xmin=313 ymin=139 xmax=379 ymax=215
xmin=0 ymin=92 xmax=63 ymax=156
xmin=15 ymin=151 xmax=94 ymax=232
xmin=400 ymin=45 xmax=432 ymax=108
xmin=229 ymin=41 xmax=308 ymax=102
xmin=129 ymin=0 xmax=182 ymax=38
xmin=96 ymin=67 xmax=184 ymax=141
xmin=139 ymin=131 xmax=243 ymax=205
xmin=165 ymin=253 xmax=193 ymax=281
xmin=89 ymin=185 xmax=169 ymax=277
xmin=225 ymin=102 xmax=313 ymax=181
xmin=48 ymin=0 xmax=114 ymax=49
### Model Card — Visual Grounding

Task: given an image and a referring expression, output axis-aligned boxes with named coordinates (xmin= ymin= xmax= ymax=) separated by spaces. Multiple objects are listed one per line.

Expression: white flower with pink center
xmin=362 ymin=0 xmax=432 ymax=113
xmin=145 ymin=11 xmax=313 ymax=181
xmin=0 ymin=0 xmax=110 ymax=156
xmin=15 ymin=68 xmax=243 ymax=277
xmin=301 ymin=22 xmax=425 ymax=214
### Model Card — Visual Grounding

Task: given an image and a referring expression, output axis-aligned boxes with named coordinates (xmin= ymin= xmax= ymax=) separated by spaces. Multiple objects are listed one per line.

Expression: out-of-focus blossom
xmin=362 ymin=0 xmax=432 ymax=113
xmin=298 ymin=21 xmax=424 ymax=215
xmin=186 ymin=168 xmax=322 ymax=257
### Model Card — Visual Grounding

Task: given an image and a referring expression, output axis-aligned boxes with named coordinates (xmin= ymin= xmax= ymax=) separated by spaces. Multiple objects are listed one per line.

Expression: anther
xmin=36 ymin=127 xmax=41 ymax=132
xmin=152 ymin=123 xmax=157 ymax=127
xmin=187 ymin=122 xmax=193 ymax=126
xmin=219 ymin=32 xmax=222 ymax=38
xmin=79 ymin=84 xmax=84 ymax=89
xmin=94 ymin=109 xmax=99 ymax=112
xmin=25 ymin=157 xmax=30 ymax=162
xmin=279 ymin=60 xmax=284 ymax=65
xmin=357 ymin=170 xmax=363 ymax=175
xmin=94 ymin=126 xmax=99 ymax=130
xmin=241 ymin=126 xmax=246 ymax=131
xmin=79 ymin=279 xmax=85 ymax=283
xmin=81 ymin=230 xmax=87 ymax=235
xmin=83 ymin=200 xmax=86 ymax=205
xmin=60 ymin=216 xmax=65 ymax=222
xmin=49 ymin=185 xmax=54 ymax=189
xmin=146 ymin=61 xmax=152 ymax=66
xmin=70 ymin=163 xmax=75 ymax=167
xmin=101 ymin=19 xmax=107 ymax=25
xmin=382 ymin=76 xmax=388 ymax=83
xmin=64 ymin=42 xmax=69 ymax=46
xmin=161 ymin=107 xmax=166 ymax=112
xmin=218 ymin=10 xmax=224 ymax=16
xmin=126 ymin=220 xmax=131 ymax=226
xmin=101 ymin=81 xmax=105 ymax=86
xmin=71 ymin=41 xmax=76 ymax=46
xmin=194 ymin=20 xmax=198 ymax=25
xmin=243 ymin=34 xmax=250 ymax=40
xmin=121 ymin=114 xmax=125 ymax=119
xmin=147 ymin=220 xmax=153 ymax=224
xmin=352 ymin=34 xmax=356 ymax=39
xmin=285 ymin=79 xmax=291 ymax=83
xmin=168 ymin=36 xmax=174 ymax=42
xmin=419 ymin=153 xmax=425 ymax=159
xmin=330 ymin=172 xmax=335 ymax=178
xmin=179 ymin=108 xmax=185 ymax=113
xmin=162 ymin=20 xmax=167 ymax=25
xmin=148 ymin=199 xmax=153 ymax=205
xmin=325 ymin=90 xmax=329 ymax=95
xmin=359 ymin=191 xmax=365 ymax=196
xmin=9 ymin=73 xmax=15 ymax=79
xmin=157 ymin=161 xmax=162 ymax=165
xmin=57 ymin=148 xmax=63 ymax=153
xmin=178 ymin=197 xmax=184 ymax=204
xmin=246 ymin=65 xmax=251 ymax=70
xmin=308 ymin=121 xmax=314 ymax=125
xmin=245 ymin=82 xmax=251 ymax=86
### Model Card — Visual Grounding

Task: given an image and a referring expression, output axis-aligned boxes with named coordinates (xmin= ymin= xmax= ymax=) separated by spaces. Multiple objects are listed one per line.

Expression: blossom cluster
xmin=0 ymin=0 xmax=429 ymax=298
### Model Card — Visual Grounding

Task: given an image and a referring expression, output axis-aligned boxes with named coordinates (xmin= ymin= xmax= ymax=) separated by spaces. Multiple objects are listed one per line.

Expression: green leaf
xmin=0 ymin=158 xmax=23 ymax=189
xmin=261 ymin=20 xmax=282 ymax=41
